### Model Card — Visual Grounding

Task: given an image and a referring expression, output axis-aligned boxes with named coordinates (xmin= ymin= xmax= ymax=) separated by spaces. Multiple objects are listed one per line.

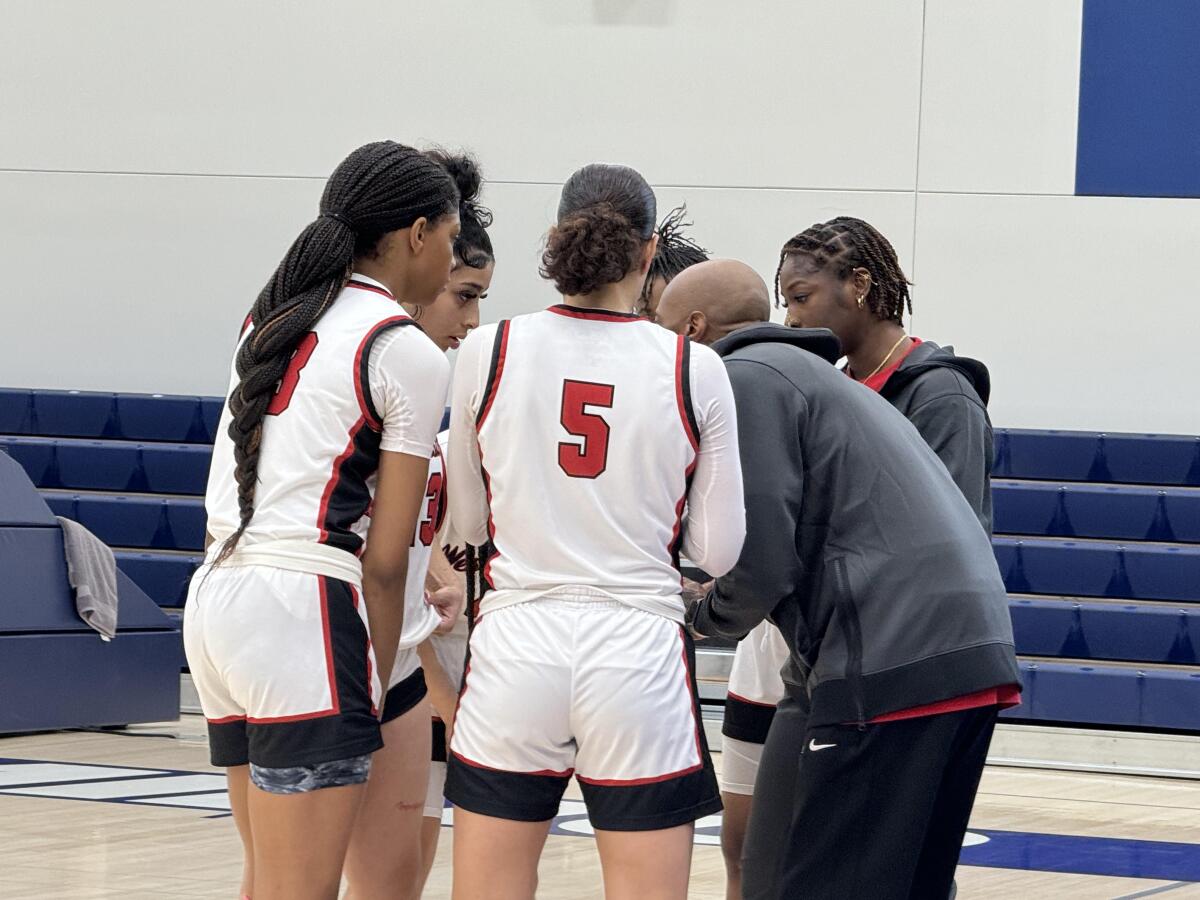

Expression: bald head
xmin=656 ymin=258 xmax=771 ymax=345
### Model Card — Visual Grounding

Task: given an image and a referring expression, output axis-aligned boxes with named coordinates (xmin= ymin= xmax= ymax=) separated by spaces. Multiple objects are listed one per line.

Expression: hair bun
xmin=427 ymin=149 xmax=493 ymax=230
xmin=540 ymin=203 xmax=643 ymax=296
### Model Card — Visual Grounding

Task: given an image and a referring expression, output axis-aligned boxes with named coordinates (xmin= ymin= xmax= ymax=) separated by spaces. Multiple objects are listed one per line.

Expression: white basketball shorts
xmin=183 ymin=564 xmax=382 ymax=769
xmin=445 ymin=596 xmax=720 ymax=831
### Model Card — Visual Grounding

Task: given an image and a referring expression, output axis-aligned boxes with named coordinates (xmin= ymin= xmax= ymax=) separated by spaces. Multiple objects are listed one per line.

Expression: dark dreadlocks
xmin=775 ymin=216 xmax=912 ymax=325
xmin=638 ymin=205 xmax=709 ymax=314
xmin=214 ymin=141 xmax=459 ymax=566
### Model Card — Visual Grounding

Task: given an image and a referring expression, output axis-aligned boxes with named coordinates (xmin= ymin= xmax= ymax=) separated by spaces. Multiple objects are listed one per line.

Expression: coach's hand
xmin=427 ymin=585 xmax=465 ymax=635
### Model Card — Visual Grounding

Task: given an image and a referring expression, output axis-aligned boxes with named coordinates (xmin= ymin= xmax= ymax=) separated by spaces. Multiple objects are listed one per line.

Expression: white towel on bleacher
xmin=57 ymin=517 xmax=118 ymax=641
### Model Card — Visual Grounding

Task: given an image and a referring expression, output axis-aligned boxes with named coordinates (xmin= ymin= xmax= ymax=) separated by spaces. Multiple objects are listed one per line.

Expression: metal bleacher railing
xmin=2 ymin=388 xmax=1198 ymax=733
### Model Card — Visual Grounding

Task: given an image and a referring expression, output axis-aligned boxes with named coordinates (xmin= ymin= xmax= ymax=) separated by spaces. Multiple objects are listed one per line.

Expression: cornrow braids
xmin=214 ymin=141 xmax=459 ymax=567
xmin=639 ymin=205 xmax=709 ymax=311
xmin=775 ymin=216 xmax=912 ymax=325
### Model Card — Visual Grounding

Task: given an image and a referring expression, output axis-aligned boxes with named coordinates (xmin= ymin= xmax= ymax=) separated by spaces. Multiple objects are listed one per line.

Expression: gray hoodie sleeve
xmin=692 ymin=358 xmax=806 ymax=641
xmin=907 ymin=392 xmax=993 ymax=533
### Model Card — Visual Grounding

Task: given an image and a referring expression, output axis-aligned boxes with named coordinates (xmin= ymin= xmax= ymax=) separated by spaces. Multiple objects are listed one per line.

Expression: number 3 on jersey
xmin=558 ymin=379 xmax=614 ymax=479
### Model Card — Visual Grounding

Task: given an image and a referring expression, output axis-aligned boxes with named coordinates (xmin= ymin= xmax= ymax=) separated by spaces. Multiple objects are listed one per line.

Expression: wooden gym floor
xmin=1 ymin=718 xmax=1198 ymax=899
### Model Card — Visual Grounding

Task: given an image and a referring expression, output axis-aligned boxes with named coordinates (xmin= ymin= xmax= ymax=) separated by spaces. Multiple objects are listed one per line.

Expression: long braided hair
xmin=213 ymin=141 xmax=459 ymax=566
xmin=774 ymin=216 xmax=912 ymax=325
xmin=637 ymin=204 xmax=709 ymax=314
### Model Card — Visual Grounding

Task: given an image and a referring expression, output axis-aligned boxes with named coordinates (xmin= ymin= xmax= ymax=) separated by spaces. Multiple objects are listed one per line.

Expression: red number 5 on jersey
xmin=267 ymin=332 xmax=319 ymax=416
xmin=558 ymin=379 xmax=614 ymax=479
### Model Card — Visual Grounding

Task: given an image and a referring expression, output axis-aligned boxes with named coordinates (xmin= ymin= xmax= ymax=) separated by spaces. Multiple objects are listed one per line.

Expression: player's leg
xmin=419 ymin=806 xmax=443 ymax=884
xmin=215 ymin=571 xmax=383 ymax=899
xmin=575 ymin=605 xmax=721 ymax=900
xmin=444 ymin=601 xmax=574 ymax=899
xmin=718 ymin=712 xmax=772 ymax=900
xmin=718 ymin=786 xmax=754 ymax=900
xmin=247 ymin=771 xmax=369 ymax=900
xmin=183 ymin=571 xmax=257 ymax=899
xmin=418 ymin=721 xmax=450 ymax=884
xmin=451 ymin=811 xmax=553 ymax=900
xmin=227 ymin=765 xmax=255 ymax=899
xmin=343 ymin=653 xmax=432 ymax=900
xmin=594 ymin=824 xmax=694 ymax=900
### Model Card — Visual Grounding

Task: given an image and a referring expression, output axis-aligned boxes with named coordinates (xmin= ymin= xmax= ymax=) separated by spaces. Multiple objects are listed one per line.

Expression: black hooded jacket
xmin=878 ymin=341 xmax=994 ymax=533
xmin=692 ymin=324 xmax=1018 ymax=726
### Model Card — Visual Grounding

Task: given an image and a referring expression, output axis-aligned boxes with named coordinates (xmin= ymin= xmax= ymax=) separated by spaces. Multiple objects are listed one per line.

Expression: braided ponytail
xmin=214 ymin=141 xmax=459 ymax=566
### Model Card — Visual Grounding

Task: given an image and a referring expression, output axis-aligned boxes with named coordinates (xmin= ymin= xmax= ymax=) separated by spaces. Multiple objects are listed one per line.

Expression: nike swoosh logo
xmin=808 ymin=740 xmax=837 ymax=751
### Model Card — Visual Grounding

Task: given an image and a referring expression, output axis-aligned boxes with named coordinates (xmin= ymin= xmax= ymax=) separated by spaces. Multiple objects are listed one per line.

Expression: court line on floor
xmin=3 ymin=756 xmax=1199 ymax=883
xmin=1113 ymin=882 xmax=1195 ymax=899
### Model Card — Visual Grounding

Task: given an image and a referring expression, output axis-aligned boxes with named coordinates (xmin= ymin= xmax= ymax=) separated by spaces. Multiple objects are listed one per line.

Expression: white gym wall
xmin=1 ymin=1 xmax=1195 ymax=433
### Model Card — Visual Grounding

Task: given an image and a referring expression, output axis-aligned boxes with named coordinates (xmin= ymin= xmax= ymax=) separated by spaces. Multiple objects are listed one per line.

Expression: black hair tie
xmin=321 ymin=210 xmax=355 ymax=230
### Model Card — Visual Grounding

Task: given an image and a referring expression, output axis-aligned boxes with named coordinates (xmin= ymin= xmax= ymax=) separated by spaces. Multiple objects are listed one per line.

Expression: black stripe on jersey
xmin=679 ymin=338 xmax=700 ymax=448
xmin=357 ymin=318 xmax=418 ymax=430
xmin=475 ymin=319 xmax=511 ymax=427
xmin=320 ymin=421 xmax=383 ymax=555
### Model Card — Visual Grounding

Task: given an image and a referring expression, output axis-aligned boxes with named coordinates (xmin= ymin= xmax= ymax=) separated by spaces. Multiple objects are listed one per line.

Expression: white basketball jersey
xmin=398 ymin=438 xmax=445 ymax=649
xmin=206 ymin=278 xmax=433 ymax=562
xmin=472 ymin=305 xmax=701 ymax=611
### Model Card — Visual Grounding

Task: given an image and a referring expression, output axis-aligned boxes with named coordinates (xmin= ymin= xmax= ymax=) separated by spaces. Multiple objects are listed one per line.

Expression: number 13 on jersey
xmin=558 ymin=379 xmax=614 ymax=479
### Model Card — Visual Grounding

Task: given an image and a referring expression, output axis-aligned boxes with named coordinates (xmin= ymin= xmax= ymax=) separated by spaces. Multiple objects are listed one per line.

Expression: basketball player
xmin=635 ymin=204 xmax=709 ymax=320
xmin=445 ymin=164 xmax=746 ymax=900
xmin=183 ymin=142 xmax=459 ymax=900
xmin=656 ymin=259 xmax=1019 ymax=900
xmin=343 ymin=151 xmax=492 ymax=900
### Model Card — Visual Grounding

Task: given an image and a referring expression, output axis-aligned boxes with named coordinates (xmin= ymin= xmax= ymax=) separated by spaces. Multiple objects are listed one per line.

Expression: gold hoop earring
xmin=856 ymin=295 xmax=866 ymax=310
xmin=412 ymin=305 xmax=423 ymax=322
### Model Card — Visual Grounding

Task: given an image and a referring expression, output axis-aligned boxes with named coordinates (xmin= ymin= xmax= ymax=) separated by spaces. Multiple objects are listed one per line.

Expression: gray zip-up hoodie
xmin=878 ymin=340 xmax=994 ymax=533
xmin=692 ymin=324 xmax=1018 ymax=727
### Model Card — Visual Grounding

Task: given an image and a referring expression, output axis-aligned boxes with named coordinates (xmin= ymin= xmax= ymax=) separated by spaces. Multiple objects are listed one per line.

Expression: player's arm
xmin=692 ymin=359 xmax=806 ymax=642
xmin=361 ymin=451 xmax=428 ymax=695
xmin=417 ymin=639 xmax=458 ymax=727
xmin=681 ymin=343 xmax=747 ymax=578
xmin=446 ymin=326 xmax=496 ymax=547
xmin=362 ymin=329 xmax=452 ymax=700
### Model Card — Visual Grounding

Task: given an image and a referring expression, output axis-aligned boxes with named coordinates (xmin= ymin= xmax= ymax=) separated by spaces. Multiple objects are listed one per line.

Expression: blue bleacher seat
xmin=1009 ymin=597 xmax=1198 ymax=665
xmin=0 ymin=436 xmax=56 ymax=485
xmin=54 ymin=439 xmax=142 ymax=491
xmin=1005 ymin=660 xmax=1200 ymax=731
xmin=166 ymin=500 xmax=207 ymax=550
xmin=994 ymin=537 xmax=1200 ymax=602
xmin=139 ymin=443 xmax=211 ymax=494
xmin=31 ymin=390 xmax=117 ymax=439
xmin=114 ymin=551 xmax=202 ymax=608
xmin=200 ymin=397 xmax=224 ymax=443
xmin=116 ymin=393 xmax=200 ymax=442
xmin=41 ymin=492 xmax=206 ymax=551
xmin=1 ymin=388 xmax=226 ymax=444
xmin=0 ymin=388 xmax=33 ymax=433
xmin=996 ymin=429 xmax=1200 ymax=486
xmin=993 ymin=482 xmax=1200 ymax=543
xmin=1 ymin=436 xmax=212 ymax=494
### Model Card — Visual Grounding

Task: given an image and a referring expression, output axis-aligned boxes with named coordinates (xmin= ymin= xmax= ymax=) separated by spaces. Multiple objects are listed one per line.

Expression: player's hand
xmin=426 ymin=586 xmax=465 ymax=635
xmin=680 ymin=577 xmax=713 ymax=603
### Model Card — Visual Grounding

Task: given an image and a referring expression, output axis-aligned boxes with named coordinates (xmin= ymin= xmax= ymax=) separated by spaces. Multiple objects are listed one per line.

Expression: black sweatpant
xmin=742 ymin=698 xmax=998 ymax=900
